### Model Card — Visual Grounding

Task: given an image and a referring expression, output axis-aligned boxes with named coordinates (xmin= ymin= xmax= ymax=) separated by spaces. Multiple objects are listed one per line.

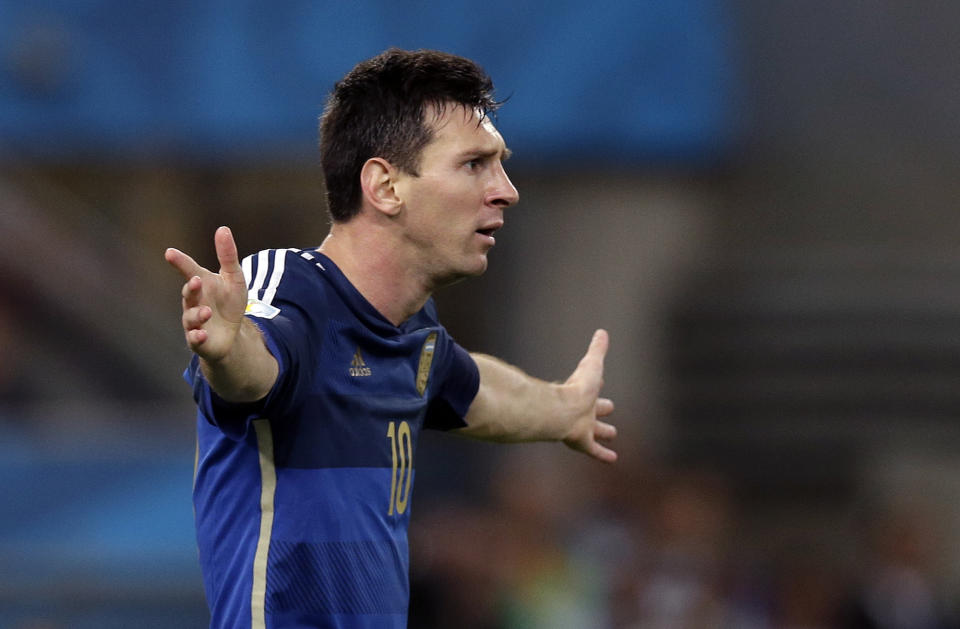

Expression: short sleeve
xmin=185 ymin=249 xmax=325 ymax=439
xmin=423 ymin=336 xmax=479 ymax=431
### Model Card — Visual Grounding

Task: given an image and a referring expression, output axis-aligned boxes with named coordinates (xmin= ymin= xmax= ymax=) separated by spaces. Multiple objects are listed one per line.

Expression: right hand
xmin=165 ymin=226 xmax=248 ymax=363
xmin=559 ymin=329 xmax=618 ymax=464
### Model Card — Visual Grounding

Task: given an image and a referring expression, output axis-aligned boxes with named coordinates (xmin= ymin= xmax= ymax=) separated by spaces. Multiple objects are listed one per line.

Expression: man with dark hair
xmin=320 ymin=48 xmax=502 ymax=223
xmin=165 ymin=48 xmax=617 ymax=629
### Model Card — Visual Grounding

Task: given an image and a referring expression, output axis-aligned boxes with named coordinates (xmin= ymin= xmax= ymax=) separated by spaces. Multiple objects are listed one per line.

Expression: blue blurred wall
xmin=0 ymin=0 xmax=738 ymax=164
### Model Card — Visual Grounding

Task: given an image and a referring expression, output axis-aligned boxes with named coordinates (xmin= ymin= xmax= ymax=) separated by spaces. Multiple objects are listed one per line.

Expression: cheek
xmin=406 ymin=175 xmax=479 ymax=233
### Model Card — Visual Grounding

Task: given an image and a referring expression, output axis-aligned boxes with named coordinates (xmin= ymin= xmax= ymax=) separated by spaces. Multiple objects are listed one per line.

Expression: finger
xmin=183 ymin=305 xmax=213 ymax=331
xmin=576 ymin=329 xmax=609 ymax=377
xmin=165 ymin=247 xmax=203 ymax=282
xmin=586 ymin=328 xmax=609 ymax=361
xmin=596 ymin=397 xmax=615 ymax=417
xmin=585 ymin=438 xmax=618 ymax=464
xmin=214 ymin=226 xmax=245 ymax=285
xmin=186 ymin=327 xmax=208 ymax=349
xmin=594 ymin=420 xmax=617 ymax=442
xmin=181 ymin=275 xmax=204 ymax=309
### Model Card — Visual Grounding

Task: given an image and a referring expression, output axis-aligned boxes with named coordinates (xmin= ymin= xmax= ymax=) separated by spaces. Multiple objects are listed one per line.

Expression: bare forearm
xmin=458 ymin=353 xmax=569 ymax=443
xmin=458 ymin=331 xmax=618 ymax=463
xmin=200 ymin=318 xmax=278 ymax=403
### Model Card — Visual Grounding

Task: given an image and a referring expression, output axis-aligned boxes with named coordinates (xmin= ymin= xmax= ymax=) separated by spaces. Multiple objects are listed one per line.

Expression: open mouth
xmin=476 ymin=227 xmax=498 ymax=237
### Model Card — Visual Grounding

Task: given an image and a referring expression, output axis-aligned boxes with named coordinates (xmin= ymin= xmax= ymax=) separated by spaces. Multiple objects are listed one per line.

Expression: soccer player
xmin=165 ymin=48 xmax=617 ymax=629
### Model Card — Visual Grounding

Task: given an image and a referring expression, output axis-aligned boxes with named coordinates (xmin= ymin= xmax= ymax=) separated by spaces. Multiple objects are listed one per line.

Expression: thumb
xmin=569 ymin=329 xmax=609 ymax=386
xmin=579 ymin=329 xmax=609 ymax=371
xmin=214 ymin=226 xmax=244 ymax=285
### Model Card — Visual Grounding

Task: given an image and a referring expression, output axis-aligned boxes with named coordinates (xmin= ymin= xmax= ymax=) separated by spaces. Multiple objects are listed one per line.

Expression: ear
xmin=360 ymin=157 xmax=402 ymax=217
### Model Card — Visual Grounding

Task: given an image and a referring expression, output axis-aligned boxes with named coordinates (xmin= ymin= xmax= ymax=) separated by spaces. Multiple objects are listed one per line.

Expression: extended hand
xmin=560 ymin=329 xmax=618 ymax=463
xmin=164 ymin=226 xmax=248 ymax=363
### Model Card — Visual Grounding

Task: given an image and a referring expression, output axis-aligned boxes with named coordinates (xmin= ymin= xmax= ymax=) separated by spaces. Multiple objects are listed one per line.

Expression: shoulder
xmin=241 ymin=248 xmax=329 ymax=313
xmin=240 ymin=247 xmax=320 ymax=288
xmin=241 ymin=248 xmax=331 ymax=292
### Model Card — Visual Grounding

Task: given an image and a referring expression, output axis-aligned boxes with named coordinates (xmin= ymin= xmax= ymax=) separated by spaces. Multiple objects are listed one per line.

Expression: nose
xmin=488 ymin=163 xmax=520 ymax=208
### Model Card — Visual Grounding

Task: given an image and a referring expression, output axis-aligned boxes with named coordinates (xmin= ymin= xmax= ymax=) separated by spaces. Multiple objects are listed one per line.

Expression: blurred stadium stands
xmin=3 ymin=1 xmax=960 ymax=627
xmin=0 ymin=0 xmax=736 ymax=163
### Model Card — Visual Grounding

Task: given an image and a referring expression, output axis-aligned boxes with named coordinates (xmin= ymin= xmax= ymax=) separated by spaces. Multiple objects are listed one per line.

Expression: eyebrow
xmin=460 ymin=146 xmax=513 ymax=161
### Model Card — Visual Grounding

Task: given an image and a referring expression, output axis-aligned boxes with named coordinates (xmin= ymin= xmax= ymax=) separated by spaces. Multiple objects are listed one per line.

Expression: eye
xmin=465 ymin=158 xmax=481 ymax=171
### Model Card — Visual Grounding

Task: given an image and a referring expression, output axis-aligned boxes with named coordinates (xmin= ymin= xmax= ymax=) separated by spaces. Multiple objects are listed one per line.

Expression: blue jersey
xmin=186 ymin=249 xmax=480 ymax=629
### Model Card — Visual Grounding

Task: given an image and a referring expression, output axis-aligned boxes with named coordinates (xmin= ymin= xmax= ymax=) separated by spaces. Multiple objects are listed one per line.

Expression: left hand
xmin=560 ymin=329 xmax=618 ymax=463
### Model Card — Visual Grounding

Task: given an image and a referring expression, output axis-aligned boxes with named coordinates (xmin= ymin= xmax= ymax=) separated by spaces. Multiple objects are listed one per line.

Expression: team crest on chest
xmin=416 ymin=332 xmax=438 ymax=396
xmin=349 ymin=348 xmax=372 ymax=377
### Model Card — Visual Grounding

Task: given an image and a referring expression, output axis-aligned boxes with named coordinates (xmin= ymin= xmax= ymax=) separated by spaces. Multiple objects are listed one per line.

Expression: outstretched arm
xmin=457 ymin=330 xmax=618 ymax=463
xmin=164 ymin=226 xmax=278 ymax=403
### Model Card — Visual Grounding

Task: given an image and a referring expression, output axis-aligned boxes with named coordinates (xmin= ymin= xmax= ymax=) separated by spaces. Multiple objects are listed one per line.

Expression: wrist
xmin=200 ymin=320 xmax=277 ymax=403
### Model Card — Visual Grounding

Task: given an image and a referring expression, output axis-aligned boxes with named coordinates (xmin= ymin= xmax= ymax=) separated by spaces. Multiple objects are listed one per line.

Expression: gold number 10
xmin=386 ymin=421 xmax=413 ymax=515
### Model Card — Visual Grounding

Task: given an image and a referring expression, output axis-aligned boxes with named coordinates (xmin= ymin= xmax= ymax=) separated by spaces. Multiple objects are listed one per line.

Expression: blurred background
xmin=2 ymin=1 xmax=960 ymax=627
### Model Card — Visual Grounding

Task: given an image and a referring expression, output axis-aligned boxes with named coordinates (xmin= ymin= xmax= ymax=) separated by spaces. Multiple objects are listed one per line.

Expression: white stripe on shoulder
xmin=261 ymin=249 xmax=294 ymax=306
xmin=241 ymin=255 xmax=253 ymax=290
xmin=249 ymin=250 xmax=271 ymax=299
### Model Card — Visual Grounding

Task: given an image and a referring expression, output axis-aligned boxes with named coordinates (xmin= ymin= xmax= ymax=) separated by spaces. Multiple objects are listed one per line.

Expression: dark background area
xmin=2 ymin=2 xmax=959 ymax=627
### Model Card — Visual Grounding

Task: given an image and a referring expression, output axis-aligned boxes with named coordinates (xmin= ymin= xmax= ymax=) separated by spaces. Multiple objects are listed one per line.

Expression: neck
xmin=318 ymin=219 xmax=432 ymax=327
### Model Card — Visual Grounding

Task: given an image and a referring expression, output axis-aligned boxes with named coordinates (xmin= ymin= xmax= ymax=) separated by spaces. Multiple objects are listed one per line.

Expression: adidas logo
xmin=349 ymin=348 xmax=372 ymax=377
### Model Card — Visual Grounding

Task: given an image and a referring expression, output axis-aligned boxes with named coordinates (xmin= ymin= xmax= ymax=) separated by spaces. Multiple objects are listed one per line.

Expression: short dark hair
xmin=319 ymin=48 xmax=500 ymax=222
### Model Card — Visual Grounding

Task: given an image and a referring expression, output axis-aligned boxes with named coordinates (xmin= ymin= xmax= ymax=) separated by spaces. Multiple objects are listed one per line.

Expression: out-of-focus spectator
xmin=0 ymin=299 xmax=27 ymax=407
xmin=411 ymin=446 xmax=645 ymax=629
xmin=623 ymin=469 xmax=740 ymax=629
xmin=490 ymin=448 xmax=620 ymax=629
xmin=838 ymin=501 xmax=958 ymax=629
xmin=770 ymin=543 xmax=844 ymax=629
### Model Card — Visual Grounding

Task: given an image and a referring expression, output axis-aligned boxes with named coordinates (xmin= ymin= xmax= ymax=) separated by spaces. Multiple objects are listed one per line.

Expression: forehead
xmin=423 ymin=104 xmax=506 ymax=153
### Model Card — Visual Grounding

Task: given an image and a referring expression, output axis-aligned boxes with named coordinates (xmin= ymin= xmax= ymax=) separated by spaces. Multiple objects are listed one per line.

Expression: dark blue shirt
xmin=187 ymin=249 xmax=479 ymax=629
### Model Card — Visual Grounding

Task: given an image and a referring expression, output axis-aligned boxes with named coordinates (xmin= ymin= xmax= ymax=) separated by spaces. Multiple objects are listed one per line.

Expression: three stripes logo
xmin=349 ymin=348 xmax=372 ymax=377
